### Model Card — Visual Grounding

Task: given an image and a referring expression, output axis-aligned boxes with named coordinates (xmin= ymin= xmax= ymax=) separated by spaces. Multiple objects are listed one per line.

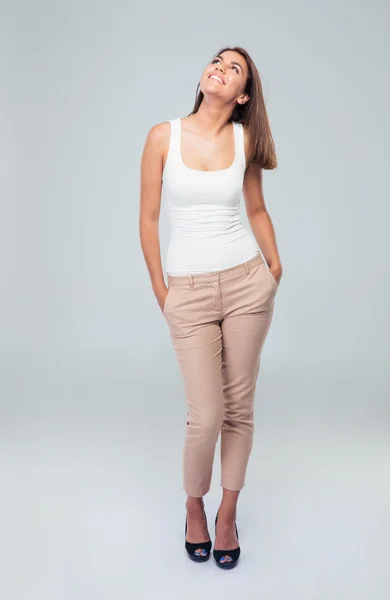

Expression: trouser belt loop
xmin=245 ymin=260 xmax=250 ymax=275
xmin=189 ymin=274 xmax=194 ymax=288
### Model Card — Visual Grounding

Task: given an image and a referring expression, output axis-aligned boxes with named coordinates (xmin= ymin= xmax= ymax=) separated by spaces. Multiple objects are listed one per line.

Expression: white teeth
xmin=210 ymin=75 xmax=223 ymax=84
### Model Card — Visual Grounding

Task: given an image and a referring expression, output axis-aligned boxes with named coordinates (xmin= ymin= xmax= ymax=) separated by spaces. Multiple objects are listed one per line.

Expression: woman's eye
xmin=212 ymin=58 xmax=220 ymax=64
xmin=232 ymin=66 xmax=238 ymax=73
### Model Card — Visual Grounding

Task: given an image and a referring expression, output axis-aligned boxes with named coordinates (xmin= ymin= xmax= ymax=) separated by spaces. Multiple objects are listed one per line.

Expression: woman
xmin=139 ymin=46 xmax=282 ymax=569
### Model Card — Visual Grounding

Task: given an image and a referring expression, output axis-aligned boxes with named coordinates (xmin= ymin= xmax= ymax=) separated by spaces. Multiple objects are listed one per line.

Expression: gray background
xmin=1 ymin=0 xmax=389 ymax=598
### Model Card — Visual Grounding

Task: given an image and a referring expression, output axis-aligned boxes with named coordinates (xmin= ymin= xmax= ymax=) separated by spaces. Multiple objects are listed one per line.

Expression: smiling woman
xmin=192 ymin=47 xmax=277 ymax=168
xmin=139 ymin=45 xmax=282 ymax=571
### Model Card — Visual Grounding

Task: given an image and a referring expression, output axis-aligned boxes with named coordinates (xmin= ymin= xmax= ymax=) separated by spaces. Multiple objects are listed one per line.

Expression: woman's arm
xmin=139 ymin=122 xmax=170 ymax=312
xmin=242 ymin=131 xmax=282 ymax=283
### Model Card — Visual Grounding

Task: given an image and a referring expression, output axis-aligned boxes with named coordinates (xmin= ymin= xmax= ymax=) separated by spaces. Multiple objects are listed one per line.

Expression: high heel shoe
xmin=213 ymin=511 xmax=240 ymax=569
xmin=185 ymin=510 xmax=212 ymax=562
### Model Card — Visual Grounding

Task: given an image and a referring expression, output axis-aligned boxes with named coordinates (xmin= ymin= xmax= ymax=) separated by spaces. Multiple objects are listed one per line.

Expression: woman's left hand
xmin=270 ymin=265 xmax=282 ymax=286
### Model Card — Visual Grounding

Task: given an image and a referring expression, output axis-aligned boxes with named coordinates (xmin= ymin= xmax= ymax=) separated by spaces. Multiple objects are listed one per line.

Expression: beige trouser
xmin=163 ymin=251 xmax=278 ymax=497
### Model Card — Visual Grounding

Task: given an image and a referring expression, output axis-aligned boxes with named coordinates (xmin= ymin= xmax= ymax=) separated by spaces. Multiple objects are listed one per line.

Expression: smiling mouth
xmin=209 ymin=74 xmax=224 ymax=84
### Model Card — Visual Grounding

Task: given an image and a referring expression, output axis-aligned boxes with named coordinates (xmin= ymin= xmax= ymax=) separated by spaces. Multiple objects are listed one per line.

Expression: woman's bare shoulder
xmin=144 ymin=120 xmax=171 ymax=147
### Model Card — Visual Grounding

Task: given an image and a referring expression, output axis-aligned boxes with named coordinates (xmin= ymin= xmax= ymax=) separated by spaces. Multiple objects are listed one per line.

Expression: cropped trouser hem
xmin=183 ymin=484 xmax=211 ymax=498
xmin=183 ymin=482 xmax=245 ymax=498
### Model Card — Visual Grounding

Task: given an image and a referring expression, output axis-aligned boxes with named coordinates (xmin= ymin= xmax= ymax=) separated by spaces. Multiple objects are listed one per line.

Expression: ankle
xmin=186 ymin=497 xmax=204 ymax=515
xmin=217 ymin=506 xmax=237 ymax=522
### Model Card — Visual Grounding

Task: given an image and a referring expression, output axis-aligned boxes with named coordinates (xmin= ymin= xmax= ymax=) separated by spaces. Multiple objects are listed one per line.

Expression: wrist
xmin=268 ymin=261 xmax=282 ymax=275
xmin=267 ymin=259 xmax=281 ymax=268
xmin=153 ymin=281 xmax=168 ymax=295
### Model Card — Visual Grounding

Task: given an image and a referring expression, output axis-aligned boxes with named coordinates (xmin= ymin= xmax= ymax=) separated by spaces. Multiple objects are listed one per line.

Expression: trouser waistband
xmin=167 ymin=251 xmax=264 ymax=287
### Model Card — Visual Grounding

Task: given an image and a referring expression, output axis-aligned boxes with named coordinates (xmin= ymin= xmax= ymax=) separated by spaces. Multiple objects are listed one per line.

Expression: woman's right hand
xmin=157 ymin=286 xmax=170 ymax=314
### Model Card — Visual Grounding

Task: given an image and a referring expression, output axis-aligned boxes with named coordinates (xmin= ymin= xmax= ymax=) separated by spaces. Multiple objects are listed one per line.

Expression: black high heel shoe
xmin=213 ymin=511 xmax=240 ymax=569
xmin=185 ymin=510 xmax=212 ymax=562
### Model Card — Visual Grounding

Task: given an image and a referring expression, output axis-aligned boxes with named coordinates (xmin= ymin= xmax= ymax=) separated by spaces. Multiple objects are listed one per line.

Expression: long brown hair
xmin=188 ymin=46 xmax=277 ymax=170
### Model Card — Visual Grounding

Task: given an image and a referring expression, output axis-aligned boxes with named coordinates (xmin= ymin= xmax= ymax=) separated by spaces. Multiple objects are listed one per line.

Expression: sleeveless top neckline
xmin=177 ymin=117 xmax=238 ymax=174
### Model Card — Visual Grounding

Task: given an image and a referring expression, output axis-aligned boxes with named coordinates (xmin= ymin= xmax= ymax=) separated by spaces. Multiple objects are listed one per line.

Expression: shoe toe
xmin=220 ymin=555 xmax=233 ymax=563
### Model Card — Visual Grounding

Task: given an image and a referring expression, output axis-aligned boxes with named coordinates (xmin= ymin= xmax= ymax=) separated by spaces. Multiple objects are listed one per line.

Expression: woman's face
xmin=199 ymin=50 xmax=249 ymax=105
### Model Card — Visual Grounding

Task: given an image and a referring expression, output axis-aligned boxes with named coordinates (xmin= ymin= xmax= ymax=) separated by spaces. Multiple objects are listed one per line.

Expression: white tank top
xmin=162 ymin=117 xmax=260 ymax=275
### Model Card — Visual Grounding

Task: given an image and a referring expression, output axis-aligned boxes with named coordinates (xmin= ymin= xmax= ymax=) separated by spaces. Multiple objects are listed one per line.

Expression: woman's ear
xmin=238 ymin=94 xmax=250 ymax=105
